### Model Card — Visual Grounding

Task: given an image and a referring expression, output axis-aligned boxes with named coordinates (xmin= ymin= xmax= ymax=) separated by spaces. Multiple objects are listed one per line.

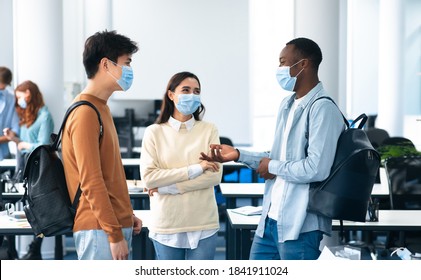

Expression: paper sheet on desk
xmin=232 ymin=206 xmax=262 ymax=216
xmin=127 ymin=179 xmax=145 ymax=192
xmin=318 ymin=246 xmax=361 ymax=260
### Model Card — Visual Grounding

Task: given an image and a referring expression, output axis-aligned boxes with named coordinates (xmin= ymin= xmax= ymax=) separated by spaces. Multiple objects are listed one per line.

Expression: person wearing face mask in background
xmin=0 ymin=67 xmax=19 ymax=162
xmin=4 ymin=80 xmax=54 ymax=175
xmin=140 ymin=72 xmax=222 ymax=260
xmin=60 ymin=30 xmax=142 ymax=260
xmin=3 ymin=80 xmax=54 ymax=260
xmin=200 ymin=38 xmax=345 ymax=260
xmin=0 ymin=67 xmax=20 ymax=260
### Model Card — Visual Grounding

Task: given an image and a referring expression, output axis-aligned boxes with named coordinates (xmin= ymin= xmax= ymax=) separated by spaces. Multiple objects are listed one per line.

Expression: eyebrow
xmin=182 ymin=86 xmax=200 ymax=91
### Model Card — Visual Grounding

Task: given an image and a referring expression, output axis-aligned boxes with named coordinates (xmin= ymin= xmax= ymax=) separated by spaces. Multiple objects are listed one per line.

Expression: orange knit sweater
xmin=62 ymin=94 xmax=132 ymax=243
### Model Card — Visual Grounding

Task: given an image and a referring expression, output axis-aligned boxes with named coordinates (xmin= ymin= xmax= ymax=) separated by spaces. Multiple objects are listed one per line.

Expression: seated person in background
xmin=4 ymin=80 xmax=54 ymax=260
xmin=140 ymin=72 xmax=222 ymax=260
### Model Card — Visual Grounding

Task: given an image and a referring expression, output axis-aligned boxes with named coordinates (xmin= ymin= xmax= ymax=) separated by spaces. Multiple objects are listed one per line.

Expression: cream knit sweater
xmin=140 ymin=120 xmax=222 ymax=234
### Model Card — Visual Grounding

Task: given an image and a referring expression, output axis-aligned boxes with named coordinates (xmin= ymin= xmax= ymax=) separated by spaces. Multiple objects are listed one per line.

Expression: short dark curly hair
xmin=286 ymin=38 xmax=322 ymax=70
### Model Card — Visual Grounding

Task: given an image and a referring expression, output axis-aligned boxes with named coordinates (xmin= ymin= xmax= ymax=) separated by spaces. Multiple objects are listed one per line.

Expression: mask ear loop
xmin=290 ymin=59 xmax=306 ymax=78
xmin=295 ymin=67 xmax=305 ymax=78
xmin=105 ymin=59 xmax=121 ymax=83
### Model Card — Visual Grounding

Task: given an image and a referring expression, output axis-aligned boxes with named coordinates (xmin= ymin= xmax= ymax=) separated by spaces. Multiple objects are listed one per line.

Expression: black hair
xmin=286 ymin=37 xmax=322 ymax=70
xmin=83 ymin=30 xmax=139 ymax=79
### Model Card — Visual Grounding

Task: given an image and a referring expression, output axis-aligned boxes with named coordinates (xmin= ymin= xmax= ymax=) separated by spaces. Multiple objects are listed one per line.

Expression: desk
xmin=221 ymin=183 xmax=388 ymax=207
xmin=0 ymin=210 xmax=153 ymax=260
xmin=0 ymin=215 xmax=65 ymax=260
xmin=2 ymin=180 xmax=150 ymax=208
xmin=0 ymin=159 xmax=17 ymax=175
xmin=0 ymin=159 xmax=16 ymax=168
xmin=226 ymin=210 xmax=421 ymax=260
xmin=371 ymin=183 xmax=389 ymax=198
xmin=219 ymin=183 xmax=263 ymax=259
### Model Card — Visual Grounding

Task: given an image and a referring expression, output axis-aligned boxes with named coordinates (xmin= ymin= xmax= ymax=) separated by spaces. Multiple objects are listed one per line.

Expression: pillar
xmin=376 ymin=0 xmax=404 ymax=136
xmin=13 ymin=0 xmax=64 ymax=127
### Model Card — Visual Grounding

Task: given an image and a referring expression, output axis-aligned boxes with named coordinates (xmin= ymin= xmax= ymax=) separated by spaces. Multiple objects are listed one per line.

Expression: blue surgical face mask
xmin=18 ymin=97 xmax=27 ymax=109
xmin=108 ymin=59 xmax=134 ymax=91
xmin=275 ymin=59 xmax=304 ymax=91
xmin=175 ymin=93 xmax=201 ymax=116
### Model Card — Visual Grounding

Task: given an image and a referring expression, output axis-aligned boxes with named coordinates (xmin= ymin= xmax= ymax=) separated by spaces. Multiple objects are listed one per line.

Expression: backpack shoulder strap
xmin=51 ymin=100 xmax=103 ymax=150
xmin=306 ymin=96 xmax=349 ymax=136
xmin=53 ymin=100 xmax=103 ymax=210
xmin=304 ymin=96 xmax=348 ymax=157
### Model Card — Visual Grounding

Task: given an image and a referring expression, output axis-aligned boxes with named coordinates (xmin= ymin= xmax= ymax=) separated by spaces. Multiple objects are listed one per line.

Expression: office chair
xmin=218 ymin=137 xmax=238 ymax=182
xmin=365 ymin=128 xmax=390 ymax=184
xmin=113 ymin=108 xmax=136 ymax=159
xmin=385 ymin=156 xmax=421 ymax=210
xmin=113 ymin=109 xmax=141 ymax=179
xmin=366 ymin=128 xmax=390 ymax=149
xmin=384 ymin=156 xmax=421 ymax=249
xmin=214 ymin=137 xmax=236 ymax=222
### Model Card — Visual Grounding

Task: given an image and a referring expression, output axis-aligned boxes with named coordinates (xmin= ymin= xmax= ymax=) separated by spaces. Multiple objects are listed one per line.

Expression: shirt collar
xmin=168 ymin=116 xmax=195 ymax=132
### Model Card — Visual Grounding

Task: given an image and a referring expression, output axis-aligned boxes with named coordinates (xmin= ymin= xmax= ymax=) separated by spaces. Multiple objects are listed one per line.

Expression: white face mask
xmin=175 ymin=93 xmax=201 ymax=116
xmin=18 ymin=97 xmax=27 ymax=109
xmin=275 ymin=59 xmax=304 ymax=91
xmin=107 ymin=59 xmax=134 ymax=91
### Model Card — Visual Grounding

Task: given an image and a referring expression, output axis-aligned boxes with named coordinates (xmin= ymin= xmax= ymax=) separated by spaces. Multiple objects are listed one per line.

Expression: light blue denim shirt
xmin=238 ymin=82 xmax=345 ymax=242
xmin=20 ymin=106 xmax=54 ymax=154
xmin=0 ymin=89 xmax=20 ymax=160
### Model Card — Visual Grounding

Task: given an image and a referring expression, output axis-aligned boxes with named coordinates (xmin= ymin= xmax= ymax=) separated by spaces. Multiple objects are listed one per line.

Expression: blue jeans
xmin=151 ymin=233 xmax=217 ymax=260
xmin=74 ymin=227 xmax=133 ymax=260
xmin=249 ymin=218 xmax=323 ymax=260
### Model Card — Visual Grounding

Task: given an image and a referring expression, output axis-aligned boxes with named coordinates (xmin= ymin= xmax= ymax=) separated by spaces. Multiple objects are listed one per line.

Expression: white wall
xmin=110 ymin=0 xmax=251 ymax=145
xmin=5 ymin=0 xmax=419 ymax=148
xmin=249 ymin=0 xmax=294 ymax=150
xmin=0 ymin=0 xmax=14 ymax=72
xmin=295 ymin=0 xmax=340 ymax=106
xmin=347 ymin=0 xmax=379 ymax=119
xmin=404 ymin=0 xmax=421 ymax=115
xmin=346 ymin=0 xmax=421 ymax=143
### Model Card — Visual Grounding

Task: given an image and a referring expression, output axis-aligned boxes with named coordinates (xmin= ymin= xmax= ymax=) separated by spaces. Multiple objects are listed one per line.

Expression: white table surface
xmin=220 ymin=182 xmax=388 ymax=197
xmin=227 ymin=210 xmax=421 ymax=231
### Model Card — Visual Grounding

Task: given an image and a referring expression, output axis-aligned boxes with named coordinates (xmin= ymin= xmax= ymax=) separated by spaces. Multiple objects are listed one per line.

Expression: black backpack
xmin=21 ymin=101 xmax=103 ymax=238
xmin=305 ymin=97 xmax=380 ymax=223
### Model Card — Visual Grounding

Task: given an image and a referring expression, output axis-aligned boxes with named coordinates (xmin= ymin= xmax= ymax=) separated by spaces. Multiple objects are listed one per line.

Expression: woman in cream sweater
xmin=140 ymin=72 xmax=222 ymax=260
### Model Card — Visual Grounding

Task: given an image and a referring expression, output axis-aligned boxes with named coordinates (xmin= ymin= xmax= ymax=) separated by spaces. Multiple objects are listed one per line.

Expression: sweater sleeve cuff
xmin=108 ymin=230 xmax=124 ymax=243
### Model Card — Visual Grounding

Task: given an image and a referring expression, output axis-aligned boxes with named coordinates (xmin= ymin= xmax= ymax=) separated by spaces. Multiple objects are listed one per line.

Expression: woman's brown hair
xmin=15 ymin=80 xmax=45 ymax=127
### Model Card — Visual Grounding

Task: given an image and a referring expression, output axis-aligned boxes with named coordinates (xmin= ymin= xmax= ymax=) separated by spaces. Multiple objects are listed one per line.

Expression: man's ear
xmin=100 ymin=57 xmax=109 ymax=71
xmin=301 ymin=58 xmax=310 ymax=68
